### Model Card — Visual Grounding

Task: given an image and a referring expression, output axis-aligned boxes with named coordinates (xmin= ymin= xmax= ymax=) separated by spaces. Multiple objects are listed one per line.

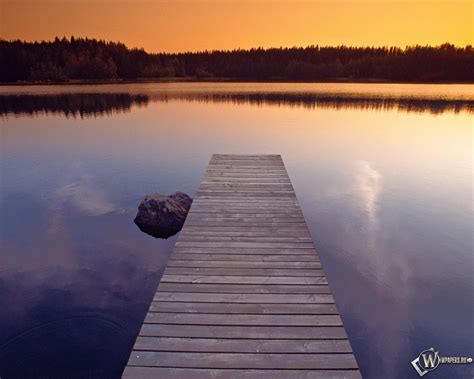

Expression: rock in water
xmin=134 ymin=192 xmax=192 ymax=238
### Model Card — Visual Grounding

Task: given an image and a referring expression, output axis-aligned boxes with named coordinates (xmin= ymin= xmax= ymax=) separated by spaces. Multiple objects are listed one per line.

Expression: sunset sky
xmin=1 ymin=0 xmax=472 ymax=53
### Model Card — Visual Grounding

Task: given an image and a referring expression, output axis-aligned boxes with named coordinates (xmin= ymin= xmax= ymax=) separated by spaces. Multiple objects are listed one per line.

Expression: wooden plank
xmin=144 ymin=313 xmax=341 ymax=326
xmin=163 ymin=267 xmax=325 ymax=276
xmin=148 ymin=302 xmax=338 ymax=314
xmin=139 ymin=324 xmax=348 ymax=339
xmin=166 ymin=260 xmax=321 ymax=269
xmin=184 ymin=218 xmax=306 ymax=223
xmin=193 ymin=196 xmax=297 ymax=200
xmin=177 ymin=233 xmax=310 ymax=238
xmin=178 ymin=232 xmax=312 ymax=238
xmin=197 ymin=189 xmax=295 ymax=194
xmin=189 ymin=214 xmax=301 ymax=219
xmin=204 ymin=171 xmax=290 ymax=174
xmin=172 ymin=247 xmax=317 ymax=255
xmin=203 ymin=176 xmax=289 ymax=179
xmin=204 ymin=171 xmax=292 ymax=174
xmin=196 ymin=189 xmax=296 ymax=193
xmin=201 ymin=178 xmax=292 ymax=183
xmin=195 ymin=196 xmax=298 ymax=201
xmin=132 ymin=337 xmax=353 ymax=353
xmin=206 ymin=164 xmax=288 ymax=168
xmin=212 ymin=154 xmax=282 ymax=158
xmin=153 ymin=292 xmax=335 ymax=304
xmin=209 ymin=158 xmax=285 ymax=162
xmin=126 ymin=154 xmax=359 ymax=376
xmin=199 ymin=184 xmax=293 ymax=188
xmin=180 ymin=220 xmax=306 ymax=229
xmin=168 ymin=254 xmax=319 ymax=262
xmin=205 ymin=169 xmax=289 ymax=171
xmin=206 ymin=167 xmax=288 ymax=170
xmin=185 ymin=212 xmax=303 ymax=218
xmin=182 ymin=223 xmax=306 ymax=228
xmin=128 ymin=352 xmax=358 ymax=369
xmin=206 ymin=163 xmax=286 ymax=167
xmin=123 ymin=367 xmax=362 ymax=379
xmin=209 ymin=160 xmax=284 ymax=164
xmin=175 ymin=242 xmax=315 ymax=248
xmin=192 ymin=200 xmax=300 ymax=205
xmin=191 ymin=205 xmax=300 ymax=209
xmin=204 ymin=171 xmax=289 ymax=175
xmin=180 ymin=225 xmax=309 ymax=230
xmin=156 ymin=283 xmax=331 ymax=294
xmin=176 ymin=236 xmax=312 ymax=243
xmin=197 ymin=188 xmax=296 ymax=193
xmin=188 ymin=208 xmax=302 ymax=214
xmin=202 ymin=174 xmax=293 ymax=178
xmin=160 ymin=275 xmax=328 ymax=285
xmin=185 ymin=212 xmax=304 ymax=218
xmin=186 ymin=214 xmax=304 ymax=219
xmin=199 ymin=181 xmax=291 ymax=185
xmin=195 ymin=193 xmax=297 ymax=199
xmin=182 ymin=223 xmax=308 ymax=228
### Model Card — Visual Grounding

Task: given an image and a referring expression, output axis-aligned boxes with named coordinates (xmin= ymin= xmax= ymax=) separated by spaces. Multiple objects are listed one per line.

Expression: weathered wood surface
xmin=124 ymin=154 xmax=360 ymax=378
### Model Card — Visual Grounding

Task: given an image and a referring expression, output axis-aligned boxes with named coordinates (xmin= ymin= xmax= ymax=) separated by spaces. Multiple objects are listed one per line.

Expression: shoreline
xmin=1 ymin=78 xmax=473 ymax=86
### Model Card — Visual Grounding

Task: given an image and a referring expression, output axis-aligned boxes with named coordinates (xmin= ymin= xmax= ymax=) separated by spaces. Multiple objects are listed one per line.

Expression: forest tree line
xmin=0 ymin=37 xmax=472 ymax=83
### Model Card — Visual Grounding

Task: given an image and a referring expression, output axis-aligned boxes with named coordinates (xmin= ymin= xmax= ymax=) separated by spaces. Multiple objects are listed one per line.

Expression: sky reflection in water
xmin=0 ymin=83 xmax=472 ymax=378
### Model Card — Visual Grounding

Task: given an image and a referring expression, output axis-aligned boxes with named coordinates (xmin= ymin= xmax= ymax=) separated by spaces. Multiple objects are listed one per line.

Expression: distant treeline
xmin=1 ymin=37 xmax=473 ymax=83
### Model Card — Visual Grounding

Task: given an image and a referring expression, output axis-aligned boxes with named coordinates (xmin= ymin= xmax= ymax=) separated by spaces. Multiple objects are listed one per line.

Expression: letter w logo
xmin=422 ymin=350 xmax=440 ymax=368
xmin=411 ymin=348 xmax=441 ymax=377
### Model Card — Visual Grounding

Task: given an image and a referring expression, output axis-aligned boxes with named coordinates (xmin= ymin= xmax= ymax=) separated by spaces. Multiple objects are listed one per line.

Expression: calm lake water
xmin=0 ymin=83 xmax=473 ymax=378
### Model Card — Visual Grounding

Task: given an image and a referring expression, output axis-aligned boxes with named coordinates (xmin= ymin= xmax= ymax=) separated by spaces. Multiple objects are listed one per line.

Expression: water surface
xmin=0 ymin=83 xmax=473 ymax=378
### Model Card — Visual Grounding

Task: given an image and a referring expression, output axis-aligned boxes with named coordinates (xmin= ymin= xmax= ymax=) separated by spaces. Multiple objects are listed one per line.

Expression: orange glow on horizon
xmin=1 ymin=0 xmax=472 ymax=53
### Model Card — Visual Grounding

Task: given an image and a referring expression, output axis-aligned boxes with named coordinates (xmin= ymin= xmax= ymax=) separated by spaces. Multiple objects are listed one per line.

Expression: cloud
xmin=355 ymin=160 xmax=382 ymax=250
xmin=55 ymin=179 xmax=116 ymax=217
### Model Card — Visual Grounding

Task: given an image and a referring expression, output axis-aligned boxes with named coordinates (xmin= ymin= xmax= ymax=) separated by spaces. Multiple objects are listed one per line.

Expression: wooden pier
xmin=124 ymin=154 xmax=360 ymax=378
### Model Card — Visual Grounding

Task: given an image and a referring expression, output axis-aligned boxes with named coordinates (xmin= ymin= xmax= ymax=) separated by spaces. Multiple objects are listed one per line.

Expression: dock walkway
xmin=124 ymin=154 xmax=360 ymax=378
